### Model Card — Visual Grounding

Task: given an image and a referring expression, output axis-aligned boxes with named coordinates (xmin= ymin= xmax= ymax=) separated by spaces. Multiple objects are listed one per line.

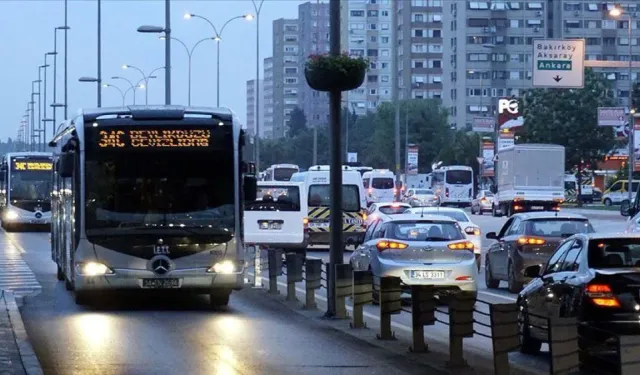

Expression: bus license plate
xmin=411 ymin=270 xmax=445 ymax=280
xmin=142 ymin=278 xmax=180 ymax=289
xmin=531 ymin=206 xmax=544 ymax=210
xmin=30 ymin=219 xmax=44 ymax=224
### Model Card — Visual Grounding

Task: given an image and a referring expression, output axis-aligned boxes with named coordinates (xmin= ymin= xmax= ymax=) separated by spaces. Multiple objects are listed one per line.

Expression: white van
xmin=244 ymin=181 xmax=308 ymax=253
xmin=303 ymin=165 xmax=368 ymax=246
xmin=362 ymin=169 xmax=396 ymax=205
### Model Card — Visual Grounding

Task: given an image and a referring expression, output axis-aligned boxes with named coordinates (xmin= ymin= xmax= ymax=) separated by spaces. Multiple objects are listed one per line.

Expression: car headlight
xmin=76 ymin=262 xmax=113 ymax=276
xmin=4 ymin=209 xmax=18 ymax=220
xmin=207 ymin=260 xmax=236 ymax=274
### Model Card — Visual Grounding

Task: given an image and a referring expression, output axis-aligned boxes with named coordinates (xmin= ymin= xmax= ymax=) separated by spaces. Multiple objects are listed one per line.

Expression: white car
xmin=365 ymin=202 xmax=412 ymax=227
xmin=350 ymin=213 xmax=478 ymax=301
xmin=403 ymin=207 xmax=482 ymax=271
xmin=404 ymin=188 xmax=440 ymax=207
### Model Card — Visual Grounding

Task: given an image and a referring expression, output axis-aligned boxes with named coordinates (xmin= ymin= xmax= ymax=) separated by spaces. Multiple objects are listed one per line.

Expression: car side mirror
xmin=59 ymin=153 xmax=74 ymax=178
xmin=621 ymin=200 xmax=635 ymax=217
xmin=244 ymin=175 xmax=257 ymax=202
xmin=486 ymin=232 xmax=497 ymax=240
xmin=523 ymin=264 xmax=542 ymax=278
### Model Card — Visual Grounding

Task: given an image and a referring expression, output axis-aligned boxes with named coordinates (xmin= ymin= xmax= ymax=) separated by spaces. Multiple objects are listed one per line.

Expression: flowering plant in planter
xmin=304 ymin=52 xmax=369 ymax=92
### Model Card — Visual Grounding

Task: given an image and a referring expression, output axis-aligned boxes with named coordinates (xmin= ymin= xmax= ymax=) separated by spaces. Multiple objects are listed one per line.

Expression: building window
xmin=350 ymin=10 xmax=365 ymax=17
xmin=381 ymin=23 xmax=389 ymax=30
xmin=381 ymin=36 xmax=390 ymax=44
xmin=414 ymin=13 xmax=424 ymax=22
xmin=284 ymin=78 xmax=298 ymax=84
xmin=284 ymin=67 xmax=298 ymax=74
xmin=370 ymin=89 xmax=378 ymax=95
xmin=468 ymin=2 xmax=490 ymax=10
xmin=432 ymin=14 xmax=442 ymax=22
xmin=284 ymin=35 xmax=298 ymax=42
xmin=526 ymin=2 xmax=543 ymax=10
xmin=367 ymin=10 xmax=378 ymax=17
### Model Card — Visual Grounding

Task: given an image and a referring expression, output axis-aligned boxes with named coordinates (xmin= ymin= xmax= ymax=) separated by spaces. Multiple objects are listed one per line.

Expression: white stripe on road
xmin=0 ymin=233 xmax=42 ymax=298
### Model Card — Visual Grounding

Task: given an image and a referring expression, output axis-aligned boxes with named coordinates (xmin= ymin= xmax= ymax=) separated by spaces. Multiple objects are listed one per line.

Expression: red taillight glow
xmin=393 ymin=188 xmax=398 ymax=194
xmin=514 ymin=205 xmax=523 ymax=210
xmin=445 ymin=188 xmax=450 ymax=197
xmin=517 ymin=237 xmax=546 ymax=245
xmin=448 ymin=241 xmax=474 ymax=250
xmin=455 ymin=276 xmax=473 ymax=281
xmin=481 ymin=198 xmax=487 ymax=203
xmin=303 ymin=217 xmax=309 ymax=231
xmin=391 ymin=203 xmax=401 ymax=207
xmin=586 ymin=284 xmax=620 ymax=307
xmin=376 ymin=240 xmax=409 ymax=251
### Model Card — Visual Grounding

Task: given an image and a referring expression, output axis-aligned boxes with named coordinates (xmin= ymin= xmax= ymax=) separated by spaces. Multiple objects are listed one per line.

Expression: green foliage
xmin=287 ymin=107 xmax=307 ymax=138
xmin=519 ymin=68 xmax=617 ymax=171
xmin=258 ymin=99 xmax=481 ymax=173
xmin=305 ymin=53 xmax=369 ymax=74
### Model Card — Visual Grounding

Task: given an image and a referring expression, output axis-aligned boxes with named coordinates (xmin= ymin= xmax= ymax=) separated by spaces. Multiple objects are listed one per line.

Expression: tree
xmin=520 ymin=68 xmax=617 ymax=204
xmin=287 ymin=107 xmax=307 ymax=138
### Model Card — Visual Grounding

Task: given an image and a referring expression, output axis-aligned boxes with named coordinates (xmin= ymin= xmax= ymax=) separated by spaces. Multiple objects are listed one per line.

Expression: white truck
xmin=492 ymin=144 xmax=565 ymax=217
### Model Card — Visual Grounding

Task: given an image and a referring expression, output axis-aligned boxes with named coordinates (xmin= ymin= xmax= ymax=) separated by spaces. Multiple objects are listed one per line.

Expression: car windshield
xmin=483 ymin=192 xmax=494 ymax=197
xmin=246 ymin=186 xmax=301 ymax=211
xmin=446 ymin=170 xmax=472 ymax=185
xmin=273 ymin=167 xmax=298 ymax=181
xmin=388 ymin=220 xmax=464 ymax=241
xmin=9 ymin=158 xmax=52 ymax=201
xmin=372 ymin=177 xmax=394 ymax=189
xmin=588 ymin=239 xmax=640 ymax=268
xmin=308 ymin=184 xmax=360 ymax=212
xmin=415 ymin=189 xmax=434 ymax=195
xmin=406 ymin=209 xmax=469 ymax=222
xmin=524 ymin=219 xmax=594 ymax=236
xmin=379 ymin=205 xmax=410 ymax=215
xmin=85 ymin=150 xmax=235 ymax=235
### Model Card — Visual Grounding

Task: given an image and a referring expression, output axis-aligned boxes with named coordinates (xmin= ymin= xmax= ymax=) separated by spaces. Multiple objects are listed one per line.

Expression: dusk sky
xmin=1 ymin=0 xmax=306 ymax=141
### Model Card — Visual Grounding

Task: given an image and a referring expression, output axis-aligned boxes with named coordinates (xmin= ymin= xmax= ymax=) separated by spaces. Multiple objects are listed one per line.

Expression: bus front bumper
xmin=2 ymin=210 xmax=51 ymax=225
xmin=74 ymin=267 xmax=245 ymax=293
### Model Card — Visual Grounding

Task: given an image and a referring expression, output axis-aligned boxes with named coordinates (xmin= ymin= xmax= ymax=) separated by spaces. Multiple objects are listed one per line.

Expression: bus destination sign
xmin=12 ymin=161 xmax=53 ymax=171
xmin=97 ymin=129 xmax=211 ymax=149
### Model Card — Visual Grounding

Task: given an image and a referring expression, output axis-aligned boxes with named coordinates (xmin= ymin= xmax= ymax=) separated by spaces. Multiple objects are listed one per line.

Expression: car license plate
xmin=30 ymin=219 xmax=44 ymax=224
xmin=142 ymin=278 xmax=180 ymax=289
xmin=531 ymin=206 xmax=544 ymax=210
xmin=309 ymin=222 xmax=329 ymax=228
xmin=411 ymin=270 xmax=445 ymax=280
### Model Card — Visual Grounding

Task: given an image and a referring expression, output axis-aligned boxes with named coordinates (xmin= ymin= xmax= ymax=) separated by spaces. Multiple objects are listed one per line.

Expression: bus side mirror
xmin=244 ymin=175 xmax=257 ymax=202
xmin=59 ymin=153 xmax=74 ymax=178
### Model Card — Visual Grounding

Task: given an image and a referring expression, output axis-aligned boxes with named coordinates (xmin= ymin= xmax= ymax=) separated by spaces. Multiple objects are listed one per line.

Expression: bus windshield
xmin=273 ymin=167 xmax=298 ymax=181
xmin=446 ymin=170 xmax=472 ymax=185
xmin=10 ymin=159 xmax=52 ymax=201
xmin=85 ymin=151 xmax=235 ymax=235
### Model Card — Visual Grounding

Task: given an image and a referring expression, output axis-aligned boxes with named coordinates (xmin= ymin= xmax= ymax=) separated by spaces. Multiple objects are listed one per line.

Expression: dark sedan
xmin=485 ymin=212 xmax=594 ymax=293
xmin=518 ymin=233 xmax=640 ymax=357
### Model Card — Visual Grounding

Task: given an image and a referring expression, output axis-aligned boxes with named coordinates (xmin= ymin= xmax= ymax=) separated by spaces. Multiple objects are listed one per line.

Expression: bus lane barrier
xmin=285 ymin=253 xmax=303 ymax=301
xmin=408 ymin=285 xmax=436 ymax=353
xmin=304 ymin=258 xmax=322 ymax=309
xmin=547 ymin=314 xmax=579 ymax=375
xmin=351 ymin=270 xmax=372 ymax=329
xmin=253 ymin=245 xmax=262 ymax=288
xmin=267 ymin=249 xmax=282 ymax=295
xmin=446 ymin=291 xmax=475 ymax=368
xmin=377 ymin=276 xmax=402 ymax=340
xmin=334 ymin=264 xmax=352 ymax=319
xmin=486 ymin=301 xmax=519 ymax=375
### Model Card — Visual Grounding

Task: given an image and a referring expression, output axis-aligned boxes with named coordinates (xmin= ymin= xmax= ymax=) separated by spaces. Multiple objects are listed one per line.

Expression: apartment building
xmin=444 ymin=0 xmax=640 ymax=130
xmin=263 ymin=57 xmax=274 ymax=139
xmin=340 ymin=0 xmax=394 ymax=115
xmin=245 ymin=79 xmax=264 ymax=137
xmin=298 ymin=1 xmax=331 ymax=127
xmin=271 ymin=18 xmax=301 ymax=138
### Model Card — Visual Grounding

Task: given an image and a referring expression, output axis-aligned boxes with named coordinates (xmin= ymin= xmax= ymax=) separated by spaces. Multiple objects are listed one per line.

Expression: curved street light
xmin=112 ymin=76 xmax=137 ymax=104
xmin=121 ymin=65 xmax=165 ymax=104
xmin=184 ymin=12 xmax=253 ymax=107
xmin=103 ymin=83 xmax=126 ymax=106
xmin=160 ymin=35 xmax=213 ymax=105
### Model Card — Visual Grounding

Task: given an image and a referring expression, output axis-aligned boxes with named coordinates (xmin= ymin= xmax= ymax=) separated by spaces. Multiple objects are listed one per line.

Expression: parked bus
xmin=49 ymin=106 xmax=257 ymax=307
xmin=263 ymin=164 xmax=299 ymax=181
xmin=0 ymin=152 xmax=53 ymax=231
xmin=431 ymin=165 xmax=474 ymax=207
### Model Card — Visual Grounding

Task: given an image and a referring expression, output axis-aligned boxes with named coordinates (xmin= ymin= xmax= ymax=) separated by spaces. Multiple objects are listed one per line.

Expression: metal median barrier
xmin=245 ymin=248 xmax=640 ymax=375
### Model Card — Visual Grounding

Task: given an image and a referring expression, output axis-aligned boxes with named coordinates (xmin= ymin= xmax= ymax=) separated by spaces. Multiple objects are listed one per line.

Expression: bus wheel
xmin=64 ymin=276 xmax=74 ymax=291
xmin=210 ymin=290 xmax=231 ymax=308
xmin=56 ymin=265 xmax=65 ymax=281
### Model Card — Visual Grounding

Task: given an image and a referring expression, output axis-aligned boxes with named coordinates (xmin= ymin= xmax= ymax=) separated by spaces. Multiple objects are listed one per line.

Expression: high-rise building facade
xmin=298 ymin=1 xmax=331 ymax=127
xmin=271 ymin=18 xmax=300 ymax=138
xmin=245 ymin=79 xmax=264 ymax=137
xmin=443 ymin=1 xmax=640 ymax=130
xmin=263 ymin=57 xmax=274 ymax=139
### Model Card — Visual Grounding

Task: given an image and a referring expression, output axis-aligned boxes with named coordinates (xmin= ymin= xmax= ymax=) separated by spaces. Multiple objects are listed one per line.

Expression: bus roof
xmin=268 ymin=164 xmax=299 ymax=169
xmin=78 ymin=105 xmax=234 ymax=123
xmin=4 ymin=152 xmax=53 ymax=158
xmin=433 ymin=165 xmax=473 ymax=171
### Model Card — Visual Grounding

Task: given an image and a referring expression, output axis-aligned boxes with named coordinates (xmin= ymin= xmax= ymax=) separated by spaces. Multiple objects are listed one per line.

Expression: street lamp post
xmin=122 ymin=65 xmax=165 ymax=104
xmin=112 ymin=76 xmax=137 ymax=104
xmin=53 ymin=26 xmax=69 ymax=128
xmin=160 ymin=35 xmax=213 ymax=105
xmin=184 ymin=12 xmax=253 ymax=107
xmin=38 ymin=67 xmax=47 ymax=150
xmin=251 ymin=1 xmax=264 ymax=171
xmin=136 ymin=22 xmax=171 ymax=104
xmin=97 ymin=0 xmax=102 ymax=108
xmin=78 ymin=76 xmax=101 ymax=107
xmin=103 ymin=83 xmax=126 ymax=106
xmin=64 ymin=0 xmax=69 ymax=119
xmin=610 ymin=6 xmax=635 ymax=202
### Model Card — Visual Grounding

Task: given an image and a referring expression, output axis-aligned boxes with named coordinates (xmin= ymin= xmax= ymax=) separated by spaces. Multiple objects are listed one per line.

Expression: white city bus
xmin=0 ymin=152 xmax=53 ymax=231
xmin=49 ymin=106 xmax=257 ymax=307
xmin=431 ymin=166 xmax=474 ymax=207
xmin=263 ymin=164 xmax=299 ymax=181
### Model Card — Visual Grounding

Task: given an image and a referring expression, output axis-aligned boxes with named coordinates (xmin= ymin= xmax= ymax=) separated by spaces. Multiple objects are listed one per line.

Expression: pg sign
xmin=498 ymin=98 xmax=523 ymax=131
xmin=532 ymin=39 xmax=585 ymax=88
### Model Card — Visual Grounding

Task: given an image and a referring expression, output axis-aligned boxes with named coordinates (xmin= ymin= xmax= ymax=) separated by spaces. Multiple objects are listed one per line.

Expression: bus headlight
xmin=4 ymin=210 xmax=18 ymax=221
xmin=76 ymin=262 xmax=113 ymax=276
xmin=208 ymin=260 xmax=236 ymax=274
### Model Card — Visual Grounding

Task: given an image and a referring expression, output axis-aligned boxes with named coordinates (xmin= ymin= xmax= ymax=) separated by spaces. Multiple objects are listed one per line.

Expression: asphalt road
xmin=8 ymin=231 xmax=430 ymax=375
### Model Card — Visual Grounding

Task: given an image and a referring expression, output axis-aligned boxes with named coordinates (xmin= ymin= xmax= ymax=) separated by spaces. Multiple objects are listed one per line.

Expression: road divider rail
xmin=245 ymin=247 xmax=640 ymax=375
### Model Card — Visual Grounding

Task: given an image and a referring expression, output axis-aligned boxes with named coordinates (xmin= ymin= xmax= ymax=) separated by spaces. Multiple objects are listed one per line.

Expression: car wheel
xmin=603 ymin=198 xmax=612 ymax=206
xmin=518 ymin=301 xmax=542 ymax=354
xmin=485 ymin=258 xmax=500 ymax=289
xmin=478 ymin=207 xmax=483 ymax=216
xmin=507 ymin=262 xmax=523 ymax=293
xmin=210 ymin=290 xmax=231 ymax=308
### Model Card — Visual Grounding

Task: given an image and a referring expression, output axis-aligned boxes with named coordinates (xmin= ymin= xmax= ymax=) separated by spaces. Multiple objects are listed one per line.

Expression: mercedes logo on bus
xmin=150 ymin=257 xmax=171 ymax=275
xmin=35 ymin=212 xmax=42 ymax=219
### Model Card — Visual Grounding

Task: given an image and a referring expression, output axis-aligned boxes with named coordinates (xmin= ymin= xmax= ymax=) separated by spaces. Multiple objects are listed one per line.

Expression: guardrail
xmin=245 ymin=247 xmax=640 ymax=375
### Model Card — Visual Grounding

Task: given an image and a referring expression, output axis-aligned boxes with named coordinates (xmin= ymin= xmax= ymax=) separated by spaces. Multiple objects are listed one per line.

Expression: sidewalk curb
xmin=3 ymin=291 xmax=43 ymax=375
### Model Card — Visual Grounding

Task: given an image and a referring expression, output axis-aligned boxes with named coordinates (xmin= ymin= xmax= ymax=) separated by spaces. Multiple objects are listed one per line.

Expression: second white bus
xmin=431 ymin=166 xmax=474 ymax=207
xmin=263 ymin=164 xmax=299 ymax=181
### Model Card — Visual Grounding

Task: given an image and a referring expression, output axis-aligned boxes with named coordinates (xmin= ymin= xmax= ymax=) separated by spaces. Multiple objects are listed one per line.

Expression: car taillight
xmin=368 ymin=188 xmax=373 ymax=195
xmin=516 ymin=237 xmax=546 ymax=245
xmin=586 ymin=284 xmax=620 ymax=308
xmin=448 ymin=241 xmax=474 ymax=250
xmin=303 ymin=217 xmax=309 ymax=230
xmin=445 ymin=188 xmax=449 ymax=197
xmin=481 ymin=198 xmax=487 ymax=203
xmin=362 ymin=213 xmax=368 ymax=221
xmin=393 ymin=188 xmax=398 ymax=194
xmin=376 ymin=240 xmax=408 ymax=251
